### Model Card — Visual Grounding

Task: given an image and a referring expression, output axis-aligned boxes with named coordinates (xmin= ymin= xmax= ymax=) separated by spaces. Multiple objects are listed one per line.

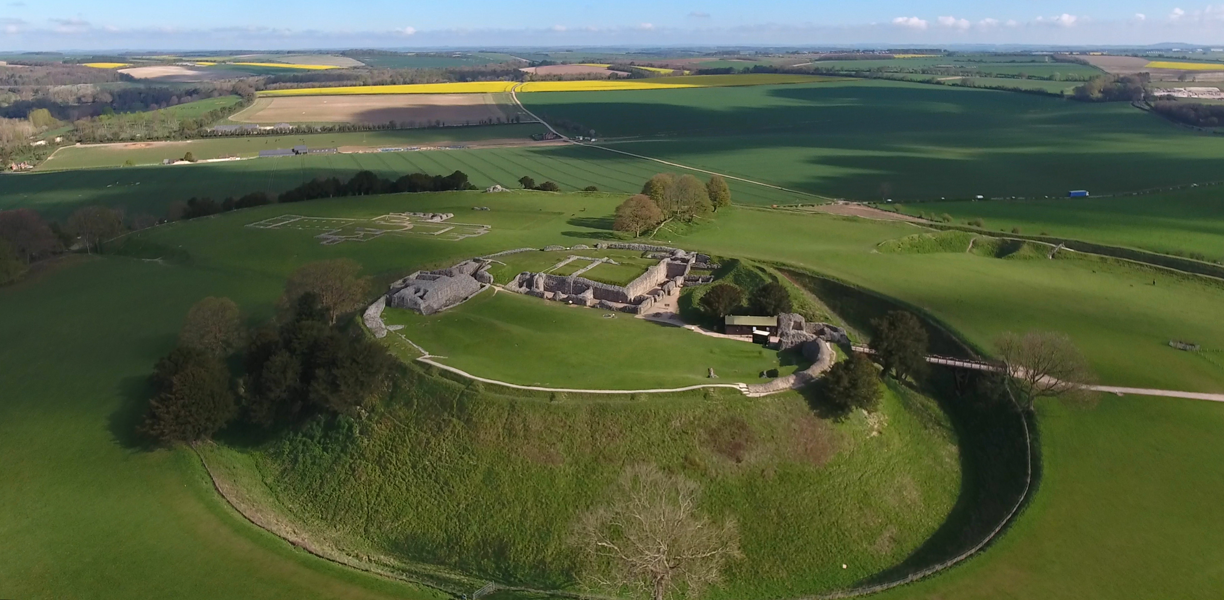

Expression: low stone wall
xmin=363 ymin=297 xmax=387 ymax=339
xmin=481 ymin=247 xmax=536 ymax=259
xmin=598 ymin=242 xmax=676 ymax=253
xmin=744 ymin=340 xmax=834 ymax=397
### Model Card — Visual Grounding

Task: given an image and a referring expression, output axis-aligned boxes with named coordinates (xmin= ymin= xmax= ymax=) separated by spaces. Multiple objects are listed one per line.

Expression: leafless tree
xmin=66 ymin=206 xmax=125 ymax=254
xmin=996 ymin=331 xmax=1097 ymax=411
xmin=281 ymin=259 xmax=371 ymax=325
xmin=572 ymin=464 xmax=741 ymax=600
xmin=179 ymin=297 xmax=245 ymax=357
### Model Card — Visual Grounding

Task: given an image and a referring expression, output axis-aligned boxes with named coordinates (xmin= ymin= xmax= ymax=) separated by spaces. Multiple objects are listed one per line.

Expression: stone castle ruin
xmin=387 ymin=259 xmax=493 ymax=315
xmin=505 ymin=243 xmax=716 ymax=314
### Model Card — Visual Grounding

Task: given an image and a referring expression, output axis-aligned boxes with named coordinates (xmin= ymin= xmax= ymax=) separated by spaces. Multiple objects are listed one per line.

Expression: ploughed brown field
xmin=519 ymin=64 xmax=629 ymax=76
xmin=231 ymin=93 xmax=518 ymax=125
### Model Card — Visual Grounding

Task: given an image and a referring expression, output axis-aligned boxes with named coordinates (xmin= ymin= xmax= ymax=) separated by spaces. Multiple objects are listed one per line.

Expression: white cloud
xmin=892 ymin=16 xmax=928 ymax=30
xmin=1036 ymin=14 xmax=1078 ymax=27
xmin=636 ymin=22 xmax=655 ymax=30
xmin=398 ymin=26 xmax=416 ymax=36
xmin=1135 ymin=13 xmax=1147 ymax=21
xmin=1 ymin=18 xmax=22 ymax=34
xmin=978 ymin=18 xmax=1000 ymax=28
xmin=937 ymin=16 xmax=971 ymax=31
xmin=550 ymin=24 xmax=567 ymax=32
xmin=1170 ymin=7 xmax=1187 ymax=20
xmin=50 ymin=17 xmax=91 ymax=34
xmin=688 ymin=11 xmax=710 ymax=19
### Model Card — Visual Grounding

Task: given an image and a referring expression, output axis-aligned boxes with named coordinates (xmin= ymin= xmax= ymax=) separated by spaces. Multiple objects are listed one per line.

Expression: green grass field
xmin=897 ymin=187 xmax=1224 ymax=262
xmin=383 ymin=291 xmax=805 ymax=387
xmin=34 ymin=125 xmax=548 ymax=171
xmin=161 ymin=95 xmax=244 ymax=119
xmin=3 ymin=143 xmax=803 ymax=219
xmin=521 ymin=79 xmax=1224 ymax=201
xmin=809 ymin=54 xmax=1102 ymax=79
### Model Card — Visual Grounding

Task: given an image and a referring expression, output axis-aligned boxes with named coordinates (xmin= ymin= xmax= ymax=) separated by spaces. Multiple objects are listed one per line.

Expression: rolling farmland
xmin=521 ymin=79 xmax=1224 ymax=201
xmin=231 ymin=94 xmax=523 ymax=125
xmin=4 ymin=142 xmax=805 ymax=218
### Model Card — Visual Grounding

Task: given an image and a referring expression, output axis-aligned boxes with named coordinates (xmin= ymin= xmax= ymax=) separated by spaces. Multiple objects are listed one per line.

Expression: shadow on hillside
xmin=560 ymin=215 xmax=621 ymax=241
xmin=108 ymin=374 xmax=155 ymax=452
xmin=782 ymin=266 xmax=1036 ymax=592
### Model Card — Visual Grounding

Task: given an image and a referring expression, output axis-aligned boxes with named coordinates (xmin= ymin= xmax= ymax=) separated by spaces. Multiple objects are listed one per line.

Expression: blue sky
xmin=4 ymin=1 xmax=1224 ymax=50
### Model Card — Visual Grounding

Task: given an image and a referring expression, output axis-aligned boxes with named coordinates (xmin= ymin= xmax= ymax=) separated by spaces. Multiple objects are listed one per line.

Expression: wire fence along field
xmin=246 ymin=213 xmax=490 ymax=244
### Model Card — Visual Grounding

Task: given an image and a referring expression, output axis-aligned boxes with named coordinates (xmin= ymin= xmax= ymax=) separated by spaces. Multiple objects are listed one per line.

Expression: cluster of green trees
xmin=516 ymin=175 xmax=563 ymax=192
xmin=697 ymin=281 xmax=792 ymax=319
xmin=1071 ymin=74 xmax=1148 ymax=102
xmin=72 ymin=94 xmax=252 ymax=144
xmin=613 ymin=173 xmax=731 ymax=237
xmin=142 ymin=259 xmax=399 ymax=444
xmin=1151 ymin=101 xmax=1224 ymax=128
xmin=260 ymin=65 xmax=525 ymax=91
xmin=0 ymin=204 xmax=128 ymax=285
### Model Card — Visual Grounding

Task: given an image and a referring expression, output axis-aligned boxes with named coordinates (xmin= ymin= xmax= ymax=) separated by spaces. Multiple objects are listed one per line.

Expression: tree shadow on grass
xmin=108 ymin=374 xmax=155 ymax=452
xmin=561 ymin=215 xmax=622 ymax=241
xmin=560 ymin=230 xmax=621 ymax=241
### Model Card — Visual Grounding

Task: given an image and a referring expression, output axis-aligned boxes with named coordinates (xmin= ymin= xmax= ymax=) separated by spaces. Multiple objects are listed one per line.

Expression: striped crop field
xmin=259 ymin=81 xmax=519 ymax=96
xmin=1146 ymin=60 xmax=1224 ymax=71
xmin=230 ymin=62 xmax=341 ymax=70
xmin=259 ymin=74 xmax=844 ymax=97
xmin=82 ymin=62 xmax=130 ymax=69
xmin=518 ymin=74 xmax=842 ymax=92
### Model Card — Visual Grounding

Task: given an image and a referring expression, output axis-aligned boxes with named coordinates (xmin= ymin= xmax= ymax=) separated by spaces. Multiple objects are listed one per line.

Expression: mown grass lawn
xmin=383 ymin=291 xmax=801 ymax=388
xmin=898 ymin=186 xmax=1224 ymax=262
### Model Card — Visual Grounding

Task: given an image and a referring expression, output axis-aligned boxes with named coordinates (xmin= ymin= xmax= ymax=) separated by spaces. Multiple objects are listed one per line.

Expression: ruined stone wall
xmin=599 ymin=242 xmax=676 ymax=253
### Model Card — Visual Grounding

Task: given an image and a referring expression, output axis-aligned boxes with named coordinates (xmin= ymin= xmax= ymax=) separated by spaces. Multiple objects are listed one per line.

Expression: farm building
xmin=724 ymin=315 xmax=778 ymax=336
xmin=1068 ymin=190 xmax=1090 ymax=198
xmin=259 ymin=148 xmax=295 ymax=158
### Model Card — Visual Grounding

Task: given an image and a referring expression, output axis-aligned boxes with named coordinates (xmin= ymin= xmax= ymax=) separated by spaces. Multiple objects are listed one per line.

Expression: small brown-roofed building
xmin=724 ymin=315 xmax=778 ymax=336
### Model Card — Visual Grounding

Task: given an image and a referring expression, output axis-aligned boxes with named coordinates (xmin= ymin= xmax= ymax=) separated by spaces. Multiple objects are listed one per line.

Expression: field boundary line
xmin=509 ymin=85 xmax=831 ymax=202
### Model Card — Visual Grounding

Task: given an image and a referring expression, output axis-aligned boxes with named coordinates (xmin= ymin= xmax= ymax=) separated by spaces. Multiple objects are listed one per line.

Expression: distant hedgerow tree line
xmin=141 ymin=259 xmax=399 ymax=444
xmin=175 ymin=169 xmax=477 ymax=221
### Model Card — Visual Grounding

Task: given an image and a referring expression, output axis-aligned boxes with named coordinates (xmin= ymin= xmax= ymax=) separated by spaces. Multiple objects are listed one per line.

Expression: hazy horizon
xmin=5 ymin=1 xmax=1224 ymax=51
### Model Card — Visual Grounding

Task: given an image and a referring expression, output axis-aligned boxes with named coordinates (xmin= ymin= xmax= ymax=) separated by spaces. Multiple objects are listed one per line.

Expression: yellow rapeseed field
xmin=258 ymin=81 xmax=519 ymax=97
xmin=257 ymin=74 xmax=841 ymax=97
xmin=1146 ymin=60 xmax=1224 ymax=71
xmin=577 ymin=62 xmax=677 ymax=74
xmin=891 ymin=54 xmax=937 ymax=59
xmin=82 ymin=63 xmax=131 ymax=69
xmin=231 ymin=62 xmax=341 ymax=70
